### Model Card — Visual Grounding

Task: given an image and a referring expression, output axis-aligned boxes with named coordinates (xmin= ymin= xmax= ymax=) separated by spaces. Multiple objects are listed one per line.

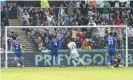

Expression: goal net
xmin=3 ymin=25 xmax=128 ymax=68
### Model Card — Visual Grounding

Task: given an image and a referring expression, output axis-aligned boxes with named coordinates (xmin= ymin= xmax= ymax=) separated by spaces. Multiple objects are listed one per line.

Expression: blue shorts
xmin=14 ymin=53 xmax=22 ymax=58
xmin=108 ymin=49 xmax=116 ymax=57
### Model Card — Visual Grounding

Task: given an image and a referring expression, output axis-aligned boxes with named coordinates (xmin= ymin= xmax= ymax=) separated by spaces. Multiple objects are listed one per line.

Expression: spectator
xmin=101 ymin=1 xmax=110 ymax=23
xmin=98 ymin=27 xmax=105 ymax=39
xmin=119 ymin=0 xmax=128 ymax=7
xmin=88 ymin=18 xmax=96 ymax=26
xmin=13 ymin=3 xmax=133 ymax=51
xmin=71 ymin=29 xmax=77 ymax=40
xmin=128 ymin=26 xmax=133 ymax=49
xmin=36 ymin=20 xmax=41 ymax=26
xmin=75 ymin=37 xmax=82 ymax=48
xmin=1 ymin=0 xmax=7 ymax=7
xmin=116 ymin=28 xmax=124 ymax=49
xmin=3 ymin=6 xmax=12 ymax=26
xmin=115 ymin=16 xmax=122 ymax=25
xmin=23 ymin=10 xmax=30 ymax=26
xmin=89 ymin=0 xmax=96 ymax=7
xmin=81 ymin=39 xmax=91 ymax=50
xmin=62 ymin=15 xmax=70 ymax=26
xmin=1 ymin=7 xmax=5 ymax=26
xmin=7 ymin=37 xmax=12 ymax=50
xmin=79 ymin=32 xmax=86 ymax=41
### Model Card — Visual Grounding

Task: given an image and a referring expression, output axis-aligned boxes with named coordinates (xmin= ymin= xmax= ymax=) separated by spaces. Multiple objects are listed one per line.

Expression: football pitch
xmin=1 ymin=67 xmax=133 ymax=80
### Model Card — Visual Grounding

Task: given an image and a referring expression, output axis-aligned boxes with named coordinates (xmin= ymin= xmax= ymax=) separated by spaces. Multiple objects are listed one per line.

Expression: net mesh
xmin=6 ymin=27 xmax=127 ymax=51
xmin=2 ymin=26 xmax=128 ymax=68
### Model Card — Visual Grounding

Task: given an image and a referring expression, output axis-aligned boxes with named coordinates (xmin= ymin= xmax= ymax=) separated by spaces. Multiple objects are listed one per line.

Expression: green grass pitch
xmin=1 ymin=67 xmax=133 ymax=80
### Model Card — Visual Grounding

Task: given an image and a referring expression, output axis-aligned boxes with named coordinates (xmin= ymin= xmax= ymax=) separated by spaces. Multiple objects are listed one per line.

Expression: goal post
xmin=4 ymin=25 xmax=128 ymax=68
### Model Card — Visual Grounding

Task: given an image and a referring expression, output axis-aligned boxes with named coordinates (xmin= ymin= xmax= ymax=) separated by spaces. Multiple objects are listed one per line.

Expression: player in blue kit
xmin=106 ymin=32 xmax=117 ymax=69
xmin=48 ymin=33 xmax=66 ymax=67
xmin=13 ymin=37 xmax=24 ymax=67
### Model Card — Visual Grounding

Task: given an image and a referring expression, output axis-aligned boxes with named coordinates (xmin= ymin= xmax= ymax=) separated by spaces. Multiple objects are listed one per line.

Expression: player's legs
xmin=107 ymin=56 xmax=111 ymax=67
xmin=14 ymin=56 xmax=19 ymax=63
xmin=108 ymin=50 xmax=114 ymax=68
xmin=71 ymin=57 xmax=85 ymax=67
xmin=17 ymin=53 xmax=24 ymax=67
xmin=109 ymin=50 xmax=116 ymax=69
xmin=105 ymin=52 xmax=110 ymax=68
xmin=50 ymin=52 xmax=54 ymax=66
xmin=20 ymin=56 xmax=24 ymax=67
xmin=77 ymin=57 xmax=86 ymax=67
xmin=70 ymin=52 xmax=85 ymax=67
xmin=111 ymin=50 xmax=116 ymax=66
xmin=55 ymin=52 xmax=58 ymax=67
xmin=14 ymin=53 xmax=24 ymax=67
xmin=111 ymin=56 xmax=115 ymax=66
xmin=70 ymin=52 xmax=78 ymax=67
xmin=14 ymin=54 xmax=20 ymax=66
xmin=72 ymin=59 xmax=77 ymax=67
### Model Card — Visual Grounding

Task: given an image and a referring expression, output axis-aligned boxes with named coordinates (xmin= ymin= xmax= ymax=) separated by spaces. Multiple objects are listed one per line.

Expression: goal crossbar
xmin=6 ymin=25 xmax=127 ymax=28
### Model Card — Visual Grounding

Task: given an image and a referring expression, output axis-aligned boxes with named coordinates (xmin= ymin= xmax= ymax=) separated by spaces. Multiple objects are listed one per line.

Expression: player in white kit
xmin=67 ymin=42 xmax=86 ymax=67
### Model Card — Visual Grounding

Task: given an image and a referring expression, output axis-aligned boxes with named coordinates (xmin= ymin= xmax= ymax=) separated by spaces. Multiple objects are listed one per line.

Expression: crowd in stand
xmin=20 ymin=1 xmax=133 ymax=51
xmin=22 ymin=1 xmax=133 ymax=26
xmin=1 ymin=1 xmax=133 ymax=51
xmin=24 ymin=27 xmax=129 ymax=51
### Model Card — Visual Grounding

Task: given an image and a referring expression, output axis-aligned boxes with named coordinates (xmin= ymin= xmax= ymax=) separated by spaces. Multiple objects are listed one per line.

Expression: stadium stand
xmin=1 ymin=1 xmax=133 ymax=52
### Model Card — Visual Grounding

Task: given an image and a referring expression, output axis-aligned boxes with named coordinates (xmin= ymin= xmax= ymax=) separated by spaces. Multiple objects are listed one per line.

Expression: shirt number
xmin=54 ymin=42 xmax=57 ymax=46
xmin=16 ymin=45 xmax=19 ymax=49
xmin=108 ymin=39 xmax=113 ymax=45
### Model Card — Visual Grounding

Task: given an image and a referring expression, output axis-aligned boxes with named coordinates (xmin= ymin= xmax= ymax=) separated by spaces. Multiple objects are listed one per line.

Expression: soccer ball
xmin=17 ymin=63 xmax=21 ymax=67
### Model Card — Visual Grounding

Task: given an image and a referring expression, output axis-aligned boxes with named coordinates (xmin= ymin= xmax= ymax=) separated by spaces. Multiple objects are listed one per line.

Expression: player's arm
xmin=12 ymin=41 xmax=15 ymax=51
xmin=20 ymin=44 xmax=25 ymax=51
xmin=67 ymin=44 xmax=71 ymax=53
xmin=47 ymin=39 xmax=54 ymax=49
xmin=67 ymin=48 xmax=71 ymax=53
xmin=105 ymin=49 xmax=108 ymax=56
xmin=114 ymin=38 xmax=118 ymax=51
xmin=59 ymin=32 xmax=67 ymax=41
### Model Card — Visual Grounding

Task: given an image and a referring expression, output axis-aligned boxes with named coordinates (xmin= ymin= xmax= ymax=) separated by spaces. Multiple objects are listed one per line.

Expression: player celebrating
xmin=48 ymin=33 xmax=66 ymax=67
xmin=67 ymin=41 xmax=86 ymax=67
xmin=13 ymin=37 xmax=24 ymax=68
xmin=106 ymin=32 xmax=116 ymax=69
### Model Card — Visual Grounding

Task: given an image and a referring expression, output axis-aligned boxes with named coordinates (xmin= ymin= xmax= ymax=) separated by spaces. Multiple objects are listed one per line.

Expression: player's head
xmin=53 ymin=34 xmax=59 ymax=40
xmin=12 ymin=36 xmax=16 ymax=40
xmin=109 ymin=32 xmax=113 ymax=36
xmin=53 ymin=34 xmax=57 ymax=38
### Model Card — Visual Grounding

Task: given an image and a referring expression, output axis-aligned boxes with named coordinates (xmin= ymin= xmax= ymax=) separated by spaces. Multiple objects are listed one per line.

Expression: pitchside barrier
xmin=1 ymin=49 xmax=133 ymax=67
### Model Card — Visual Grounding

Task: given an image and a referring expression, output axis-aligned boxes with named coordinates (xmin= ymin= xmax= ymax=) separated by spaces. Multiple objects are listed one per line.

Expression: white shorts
xmin=70 ymin=51 xmax=79 ymax=59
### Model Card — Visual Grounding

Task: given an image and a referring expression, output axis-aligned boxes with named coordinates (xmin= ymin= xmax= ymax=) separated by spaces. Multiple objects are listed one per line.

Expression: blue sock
xmin=109 ymin=57 xmax=111 ymax=64
xmin=107 ymin=56 xmax=110 ymax=63
xmin=51 ymin=56 xmax=53 ymax=65
xmin=55 ymin=55 xmax=58 ymax=65
xmin=111 ymin=58 xmax=115 ymax=66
